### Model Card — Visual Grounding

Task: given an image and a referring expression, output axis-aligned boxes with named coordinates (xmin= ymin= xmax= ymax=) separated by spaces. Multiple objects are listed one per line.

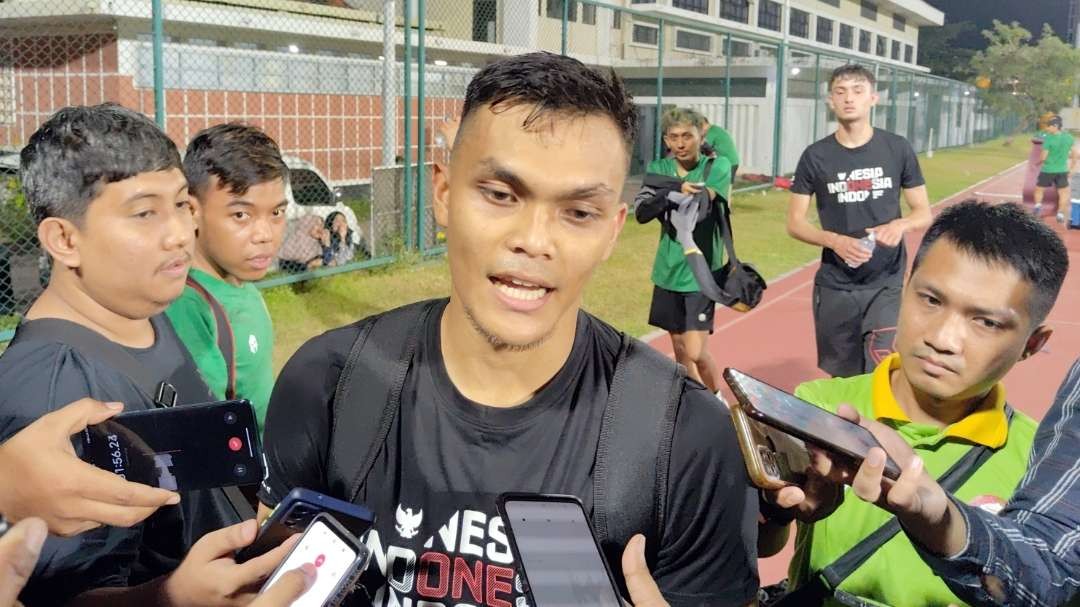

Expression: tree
xmin=971 ymin=21 xmax=1080 ymax=128
xmin=918 ymin=21 xmax=977 ymax=81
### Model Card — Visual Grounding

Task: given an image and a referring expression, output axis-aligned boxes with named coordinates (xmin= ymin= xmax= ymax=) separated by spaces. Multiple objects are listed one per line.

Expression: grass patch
xmin=266 ymin=138 xmax=1028 ymax=370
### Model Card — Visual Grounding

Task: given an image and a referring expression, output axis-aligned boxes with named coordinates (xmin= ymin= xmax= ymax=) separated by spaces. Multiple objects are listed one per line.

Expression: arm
xmin=786 ymin=193 xmax=872 ymax=268
xmin=870 ymin=184 xmax=932 ymax=248
xmin=634 ymin=185 xmax=670 ymax=224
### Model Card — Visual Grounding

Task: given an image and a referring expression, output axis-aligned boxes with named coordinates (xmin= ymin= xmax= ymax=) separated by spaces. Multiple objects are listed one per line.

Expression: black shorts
xmin=1037 ymin=172 xmax=1069 ymax=188
xmin=649 ymin=286 xmax=715 ymax=334
xmin=813 ymin=283 xmax=901 ymax=378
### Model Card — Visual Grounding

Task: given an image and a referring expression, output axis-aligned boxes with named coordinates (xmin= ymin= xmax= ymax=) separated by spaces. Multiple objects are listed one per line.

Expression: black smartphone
xmin=724 ymin=368 xmax=902 ymax=480
xmin=237 ymin=488 xmax=376 ymax=563
xmin=78 ymin=399 xmax=263 ymax=492
xmin=497 ymin=493 xmax=623 ymax=607
xmin=260 ymin=513 xmax=370 ymax=607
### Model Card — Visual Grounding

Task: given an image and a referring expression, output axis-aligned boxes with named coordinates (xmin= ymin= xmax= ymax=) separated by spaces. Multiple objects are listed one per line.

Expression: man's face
xmin=434 ymin=103 xmax=628 ymax=349
xmin=663 ymin=123 xmax=702 ymax=163
xmin=894 ymin=238 xmax=1045 ymax=403
xmin=193 ymin=176 xmax=287 ymax=283
xmin=71 ymin=168 xmax=195 ymax=318
xmin=828 ymin=76 xmax=878 ymax=124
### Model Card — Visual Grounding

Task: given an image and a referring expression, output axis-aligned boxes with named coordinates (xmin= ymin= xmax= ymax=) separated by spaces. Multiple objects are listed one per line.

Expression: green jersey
xmin=705 ymin=125 xmax=740 ymax=169
xmin=788 ymin=354 xmax=1037 ymax=607
xmin=646 ymin=155 xmax=730 ymax=292
xmin=1042 ymin=131 xmax=1074 ymax=174
xmin=166 ymin=268 xmax=275 ymax=432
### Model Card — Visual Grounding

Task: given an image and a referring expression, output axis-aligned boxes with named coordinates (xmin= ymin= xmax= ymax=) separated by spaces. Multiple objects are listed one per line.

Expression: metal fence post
xmin=811 ymin=51 xmax=820 ymax=141
xmin=561 ymin=0 xmax=569 ymax=56
xmin=416 ymin=0 xmax=426 ymax=251
xmin=654 ymin=20 xmax=664 ymax=161
xmin=772 ymin=42 xmax=786 ymax=177
xmin=151 ymin=0 xmax=165 ymax=128
xmin=724 ymin=33 xmax=732 ymax=130
xmin=403 ymin=0 xmax=413 ymax=251
xmin=381 ymin=0 xmax=397 ymax=166
xmin=887 ymin=66 xmax=897 ymax=133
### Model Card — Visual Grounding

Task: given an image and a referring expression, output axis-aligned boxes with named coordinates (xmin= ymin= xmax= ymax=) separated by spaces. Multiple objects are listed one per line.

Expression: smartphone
xmin=497 ymin=493 xmax=623 ymax=607
xmin=261 ymin=513 xmax=370 ymax=607
xmin=724 ymin=368 xmax=902 ymax=480
xmin=78 ymin=399 xmax=263 ymax=492
xmin=729 ymin=402 xmax=811 ymax=490
xmin=237 ymin=488 xmax=376 ymax=563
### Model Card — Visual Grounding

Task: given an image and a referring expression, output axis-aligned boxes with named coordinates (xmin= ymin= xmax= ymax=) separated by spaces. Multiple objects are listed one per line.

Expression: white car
xmin=277 ymin=155 xmax=368 ymax=270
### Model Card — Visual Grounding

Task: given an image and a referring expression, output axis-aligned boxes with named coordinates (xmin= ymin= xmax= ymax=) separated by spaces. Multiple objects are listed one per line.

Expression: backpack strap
xmin=816 ymin=404 xmax=1016 ymax=592
xmin=329 ymin=299 xmax=440 ymax=503
xmin=592 ymin=333 xmax=686 ymax=572
xmin=184 ymin=276 xmax=237 ymax=401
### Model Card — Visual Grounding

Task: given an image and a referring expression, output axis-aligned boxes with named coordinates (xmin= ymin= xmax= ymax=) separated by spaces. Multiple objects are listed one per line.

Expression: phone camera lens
xmin=233 ymin=464 xmax=247 ymax=477
xmin=224 ymin=412 xmax=238 ymax=425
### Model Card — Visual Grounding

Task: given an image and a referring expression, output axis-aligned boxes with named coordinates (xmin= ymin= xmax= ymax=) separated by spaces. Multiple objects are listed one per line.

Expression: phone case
xmin=729 ymin=404 xmax=791 ymax=490
xmin=261 ymin=513 xmax=371 ymax=607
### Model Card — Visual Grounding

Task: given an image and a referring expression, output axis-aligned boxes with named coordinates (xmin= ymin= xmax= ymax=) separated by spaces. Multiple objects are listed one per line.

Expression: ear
xmin=433 ymin=161 xmax=451 ymax=229
xmin=37 ymin=217 xmax=82 ymax=270
xmin=870 ymin=90 xmax=881 ymax=106
xmin=600 ymin=203 xmax=628 ymax=262
xmin=1019 ymin=325 xmax=1052 ymax=360
xmin=188 ymin=192 xmax=204 ymax=225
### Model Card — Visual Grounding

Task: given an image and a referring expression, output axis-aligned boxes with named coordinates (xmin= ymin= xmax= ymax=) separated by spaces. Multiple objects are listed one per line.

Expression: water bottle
xmin=846 ymin=231 xmax=876 ymax=268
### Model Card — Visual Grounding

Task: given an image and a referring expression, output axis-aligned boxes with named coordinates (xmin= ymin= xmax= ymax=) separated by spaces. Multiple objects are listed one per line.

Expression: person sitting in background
xmin=308 ymin=211 xmax=357 ymax=269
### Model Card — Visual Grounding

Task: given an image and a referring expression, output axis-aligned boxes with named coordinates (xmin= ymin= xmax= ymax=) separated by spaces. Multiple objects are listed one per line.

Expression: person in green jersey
xmin=700 ymin=113 xmax=740 ymax=187
xmin=635 ymin=108 xmax=731 ymax=391
xmin=167 ymin=124 xmax=288 ymax=432
xmin=1034 ymin=115 xmax=1077 ymax=224
xmin=759 ymin=201 xmax=1068 ymax=607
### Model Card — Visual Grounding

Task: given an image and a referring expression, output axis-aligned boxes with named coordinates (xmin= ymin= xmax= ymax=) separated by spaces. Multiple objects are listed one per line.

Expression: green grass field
xmin=265 ymin=138 xmax=1028 ymax=370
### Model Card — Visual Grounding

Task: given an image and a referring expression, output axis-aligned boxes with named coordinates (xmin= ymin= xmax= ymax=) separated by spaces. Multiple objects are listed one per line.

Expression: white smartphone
xmin=260 ymin=513 xmax=370 ymax=607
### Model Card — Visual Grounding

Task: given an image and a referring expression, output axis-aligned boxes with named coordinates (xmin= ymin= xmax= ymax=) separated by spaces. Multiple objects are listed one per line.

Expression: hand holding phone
xmin=260 ymin=514 xmax=369 ymax=607
xmin=728 ymin=403 xmax=811 ymax=490
xmin=236 ymin=488 xmax=376 ymax=563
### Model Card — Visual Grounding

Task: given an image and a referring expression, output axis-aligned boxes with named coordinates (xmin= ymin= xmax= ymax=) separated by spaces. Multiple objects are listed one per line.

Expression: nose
xmin=164 ymin=205 xmax=194 ymax=251
xmin=252 ymin=218 xmax=273 ymax=244
xmin=505 ymin=204 xmax=555 ymax=260
xmin=923 ymin=312 xmax=964 ymax=356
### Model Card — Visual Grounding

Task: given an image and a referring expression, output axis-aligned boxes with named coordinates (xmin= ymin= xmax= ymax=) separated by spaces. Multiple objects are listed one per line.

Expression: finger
xmin=884 ymin=456 xmax=925 ymax=514
xmin=850 ymin=448 xmax=888 ymax=503
xmin=77 ymin=463 xmax=180 ymax=509
xmin=189 ymin=519 xmax=258 ymax=563
xmin=235 ymin=534 xmax=302 ymax=585
xmin=774 ymin=486 xmax=805 ymax=509
xmin=835 ymin=404 xmax=861 ymax=424
xmin=254 ymin=564 xmax=316 ymax=607
xmin=45 ymin=398 xmax=124 ymax=436
xmin=621 ymin=535 xmax=666 ymax=607
xmin=0 ymin=518 xmax=47 ymax=607
xmin=70 ymin=498 xmax=166 ymax=530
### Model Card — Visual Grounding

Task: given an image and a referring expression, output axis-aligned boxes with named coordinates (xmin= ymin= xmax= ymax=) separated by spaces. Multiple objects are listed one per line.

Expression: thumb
xmin=254 ymin=564 xmax=317 ymax=607
xmin=189 ymin=519 xmax=258 ymax=563
xmin=48 ymin=398 xmax=124 ymax=436
xmin=621 ymin=535 xmax=667 ymax=607
xmin=0 ymin=518 xmax=48 ymax=607
xmin=835 ymin=403 xmax=861 ymax=424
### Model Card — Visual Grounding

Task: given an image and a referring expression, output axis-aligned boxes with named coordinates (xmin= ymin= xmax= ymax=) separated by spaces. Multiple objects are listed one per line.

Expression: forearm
xmin=68 ymin=577 xmax=169 ymax=607
xmin=756 ymin=519 xmax=791 ymax=558
xmin=787 ymin=215 xmax=837 ymax=250
xmin=634 ymin=187 xmax=669 ymax=224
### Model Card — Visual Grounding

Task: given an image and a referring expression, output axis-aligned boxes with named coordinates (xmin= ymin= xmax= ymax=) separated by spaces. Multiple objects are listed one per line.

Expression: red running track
xmin=644 ymin=162 xmax=1080 ymax=585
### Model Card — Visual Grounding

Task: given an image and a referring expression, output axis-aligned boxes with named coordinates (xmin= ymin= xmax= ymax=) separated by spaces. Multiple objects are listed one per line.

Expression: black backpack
xmin=324 ymin=299 xmax=691 ymax=591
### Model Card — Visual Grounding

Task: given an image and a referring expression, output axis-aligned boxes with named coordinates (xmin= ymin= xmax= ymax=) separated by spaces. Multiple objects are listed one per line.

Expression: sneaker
xmin=1057 ymin=212 xmax=1066 ymax=224
xmin=1033 ymin=203 xmax=1043 ymax=215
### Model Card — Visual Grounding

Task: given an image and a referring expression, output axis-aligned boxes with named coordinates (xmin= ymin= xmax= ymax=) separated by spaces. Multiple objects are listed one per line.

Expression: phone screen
xmin=262 ymin=518 xmax=360 ymax=607
xmin=503 ymin=498 xmax=622 ymax=607
xmin=727 ymin=369 xmax=901 ymax=479
xmin=79 ymin=400 xmax=263 ymax=491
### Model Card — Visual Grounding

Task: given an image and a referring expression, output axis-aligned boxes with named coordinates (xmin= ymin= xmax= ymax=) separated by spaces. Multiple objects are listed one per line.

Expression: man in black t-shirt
xmin=787 ymin=64 xmax=931 ymax=377
xmin=259 ymin=53 xmax=759 ymax=607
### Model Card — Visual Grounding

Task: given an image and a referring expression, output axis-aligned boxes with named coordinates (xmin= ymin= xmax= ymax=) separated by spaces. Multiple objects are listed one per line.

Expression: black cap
xmin=1048 ymin=115 xmax=1063 ymax=128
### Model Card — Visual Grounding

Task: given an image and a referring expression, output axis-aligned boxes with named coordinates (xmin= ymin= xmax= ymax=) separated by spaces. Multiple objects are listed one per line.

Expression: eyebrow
xmin=226 ymin=199 xmax=289 ymax=209
xmin=123 ymin=183 xmax=188 ymax=205
xmin=920 ymin=283 xmax=1018 ymax=320
xmin=476 ymin=158 xmax=615 ymax=202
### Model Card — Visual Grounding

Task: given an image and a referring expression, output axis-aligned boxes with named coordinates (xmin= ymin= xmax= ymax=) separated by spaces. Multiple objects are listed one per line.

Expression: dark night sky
xmin=923 ymin=0 xmax=1073 ymax=48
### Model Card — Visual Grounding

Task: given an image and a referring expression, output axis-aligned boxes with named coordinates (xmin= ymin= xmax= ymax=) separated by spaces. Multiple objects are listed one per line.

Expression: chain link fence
xmin=0 ymin=0 xmax=1019 ymax=339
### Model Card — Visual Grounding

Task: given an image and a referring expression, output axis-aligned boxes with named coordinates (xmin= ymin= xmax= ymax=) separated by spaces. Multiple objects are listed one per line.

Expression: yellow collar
xmin=871 ymin=353 xmax=1009 ymax=448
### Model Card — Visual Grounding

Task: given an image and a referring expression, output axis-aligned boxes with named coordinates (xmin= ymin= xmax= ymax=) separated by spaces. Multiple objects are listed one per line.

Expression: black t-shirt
xmin=0 ymin=315 xmax=218 ymax=605
xmin=260 ymin=299 xmax=759 ymax=607
xmin=791 ymin=129 xmax=925 ymax=289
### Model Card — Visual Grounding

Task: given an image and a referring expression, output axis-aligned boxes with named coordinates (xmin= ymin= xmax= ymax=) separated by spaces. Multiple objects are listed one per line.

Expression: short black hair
xmin=183 ymin=123 xmax=288 ymax=198
xmin=829 ymin=64 xmax=876 ymax=89
xmin=460 ymin=52 xmax=638 ymax=151
xmin=20 ymin=103 xmax=181 ymax=225
xmin=912 ymin=201 xmax=1068 ymax=324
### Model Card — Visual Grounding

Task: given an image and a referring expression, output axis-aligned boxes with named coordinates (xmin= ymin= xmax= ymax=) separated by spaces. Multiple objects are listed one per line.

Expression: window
xmin=817 ymin=16 xmax=834 ymax=44
xmin=904 ymin=44 xmax=913 ymax=63
xmin=891 ymin=39 xmax=900 ymax=59
xmin=632 ymin=23 xmax=659 ymax=46
xmin=893 ymin=13 xmax=905 ymax=31
xmin=582 ymin=4 xmax=596 ymax=24
xmin=673 ymin=0 xmax=708 ymax=14
xmin=790 ymin=9 xmax=810 ymax=38
xmin=613 ymin=11 xmax=621 ymax=29
xmin=839 ymin=23 xmax=854 ymax=48
xmin=819 ymin=0 xmax=840 ymax=6
xmin=545 ymin=0 xmax=576 ymax=20
xmin=719 ymin=0 xmax=750 ymax=24
xmin=876 ymin=35 xmax=887 ymax=57
xmin=857 ymin=30 xmax=870 ymax=53
xmin=758 ymin=0 xmax=782 ymax=32
xmin=860 ymin=0 xmax=877 ymax=20
xmin=676 ymin=29 xmax=712 ymax=52
xmin=729 ymin=40 xmax=751 ymax=56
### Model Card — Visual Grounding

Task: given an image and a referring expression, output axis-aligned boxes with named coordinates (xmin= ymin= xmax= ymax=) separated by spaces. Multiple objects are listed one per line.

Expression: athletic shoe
xmin=1057 ymin=212 xmax=1066 ymax=224
xmin=1033 ymin=203 xmax=1043 ymax=215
